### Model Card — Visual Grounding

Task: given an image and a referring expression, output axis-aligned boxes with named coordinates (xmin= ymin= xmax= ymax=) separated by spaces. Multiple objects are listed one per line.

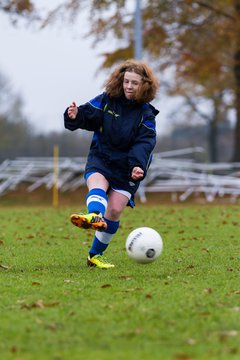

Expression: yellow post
xmin=53 ymin=145 xmax=59 ymax=207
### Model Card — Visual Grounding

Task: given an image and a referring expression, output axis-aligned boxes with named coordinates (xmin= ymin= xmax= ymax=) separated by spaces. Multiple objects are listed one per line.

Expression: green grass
xmin=0 ymin=204 xmax=240 ymax=360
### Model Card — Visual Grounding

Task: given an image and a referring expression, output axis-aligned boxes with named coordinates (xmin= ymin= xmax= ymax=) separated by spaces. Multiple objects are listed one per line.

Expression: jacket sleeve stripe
xmin=142 ymin=119 xmax=156 ymax=132
xmin=88 ymin=98 xmax=105 ymax=111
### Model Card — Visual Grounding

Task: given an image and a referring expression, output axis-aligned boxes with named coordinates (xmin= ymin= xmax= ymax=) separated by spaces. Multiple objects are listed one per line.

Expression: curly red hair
xmin=104 ymin=59 xmax=159 ymax=103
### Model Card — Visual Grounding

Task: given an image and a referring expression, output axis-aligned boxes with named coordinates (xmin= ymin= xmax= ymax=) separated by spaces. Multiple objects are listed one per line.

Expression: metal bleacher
xmin=0 ymin=148 xmax=240 ymax=203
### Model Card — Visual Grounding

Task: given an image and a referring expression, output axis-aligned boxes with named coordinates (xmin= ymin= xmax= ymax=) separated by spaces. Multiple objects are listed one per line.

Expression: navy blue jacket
xmin=64 ymin=92 xmax=159 ymax=181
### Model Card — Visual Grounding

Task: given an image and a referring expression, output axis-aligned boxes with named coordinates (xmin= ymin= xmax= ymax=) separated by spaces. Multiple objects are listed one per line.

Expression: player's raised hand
xmin=131 ymin=167 xmax=144 ymax=180
xmin=67 ymin=101 xmax=78 ymax=120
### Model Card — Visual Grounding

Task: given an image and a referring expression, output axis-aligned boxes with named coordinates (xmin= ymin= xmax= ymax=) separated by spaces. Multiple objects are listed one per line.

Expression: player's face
xmin=123 ymin=71 xmax=142 ymax=100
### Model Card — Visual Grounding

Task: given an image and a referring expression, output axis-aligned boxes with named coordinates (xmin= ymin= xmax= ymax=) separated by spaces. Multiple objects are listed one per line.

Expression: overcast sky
xmin=0 ymin=8 xmax=108 ymax=134
xmin=0 ymin=2 xmax=176 ymax=135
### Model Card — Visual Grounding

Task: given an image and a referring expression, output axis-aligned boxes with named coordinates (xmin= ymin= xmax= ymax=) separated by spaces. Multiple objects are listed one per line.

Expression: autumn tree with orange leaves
xmin=82 ymin=0 xmax=240 ymax=162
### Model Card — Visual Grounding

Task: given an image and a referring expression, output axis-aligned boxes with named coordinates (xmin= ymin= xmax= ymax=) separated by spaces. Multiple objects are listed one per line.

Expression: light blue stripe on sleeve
xmin=88 ymin=96 xmax=105 ymax=111
xmin=142 ymin=119 xmax=156 ymax=131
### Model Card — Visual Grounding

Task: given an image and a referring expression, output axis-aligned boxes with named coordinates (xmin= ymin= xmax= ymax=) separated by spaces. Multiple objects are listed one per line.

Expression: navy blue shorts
xmin=84 ymin=155 xmax=140 ymax=207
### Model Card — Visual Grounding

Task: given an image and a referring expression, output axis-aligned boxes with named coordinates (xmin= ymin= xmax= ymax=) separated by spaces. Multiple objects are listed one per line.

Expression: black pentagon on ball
xmin=145 ymin=248 xmax=156 ymax=258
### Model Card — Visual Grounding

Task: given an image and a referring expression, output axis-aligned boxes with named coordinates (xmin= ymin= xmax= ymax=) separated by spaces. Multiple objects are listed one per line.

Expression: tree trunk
xmin=208 ymin=95 xmax=224 ymax=163
xmin=208 ymin=116 xmax=218 ymax=163
xmin=233 ymin=0 xmax=240 ymax=161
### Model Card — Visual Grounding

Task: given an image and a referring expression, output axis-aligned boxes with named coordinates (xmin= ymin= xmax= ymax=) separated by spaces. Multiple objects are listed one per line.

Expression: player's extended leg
xmin=87 ymin=189 xmax=129 ymax=269
xmin=71 ymin=173 xmax=109 ymax=231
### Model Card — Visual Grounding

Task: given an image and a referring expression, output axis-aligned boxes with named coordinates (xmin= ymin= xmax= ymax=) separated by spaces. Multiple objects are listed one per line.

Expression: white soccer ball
xmin=126 ymin=227 xmax=163 ymax=264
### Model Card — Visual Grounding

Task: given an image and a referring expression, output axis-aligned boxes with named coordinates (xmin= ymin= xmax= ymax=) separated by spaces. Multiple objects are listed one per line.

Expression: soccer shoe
xmin=87 ymin=255 xmax=115 ymax=269
xmin=70 ymin=213 xmax=107 ymax=231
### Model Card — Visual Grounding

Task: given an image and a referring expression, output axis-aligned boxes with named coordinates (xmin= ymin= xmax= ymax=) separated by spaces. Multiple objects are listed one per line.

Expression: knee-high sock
xmin=86 ymin=188 xmax=108 ymax=216
xmin=89 ymin=218 xmax=120 ymax=257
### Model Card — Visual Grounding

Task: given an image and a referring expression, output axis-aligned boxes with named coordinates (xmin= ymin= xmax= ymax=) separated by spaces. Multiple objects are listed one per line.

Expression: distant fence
xmin=1 ymin=147 xmax=240 ymax=203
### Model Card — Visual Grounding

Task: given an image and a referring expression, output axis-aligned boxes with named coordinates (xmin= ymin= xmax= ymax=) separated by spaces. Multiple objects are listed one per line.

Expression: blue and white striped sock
xmin=86 ymin=188 xmax=108 ymax=216
xmin=89 ymin=218 xmax=120 ymax=257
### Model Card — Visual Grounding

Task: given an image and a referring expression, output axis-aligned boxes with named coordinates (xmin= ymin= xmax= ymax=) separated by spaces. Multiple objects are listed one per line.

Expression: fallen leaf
xmin=32 ymin=300 xmax=45 ymax=308
xmin=47 ymin=323 xmax=57 ymax=331
xmin=44 ymin=301 xmax=59 ymax=308
xmin=123 ymin=288 xmax=143 ymax=292
xmin=21 ymin=300 xmax=59 ymax=309
xmin=203 ymin=288 xmax=213 ymax=294
xmin=228 ymin=348 xmax=238 ymax=354
xmin=26 ymin=234 xmax=35 ymax=239
xmin=10 ymin=346 xmax=17 ymax=353
xmin=175 ymin=353 xmax=193 ymax=360
xmin=32 ymin=282 xmax=41 ymax=286
xmin=186 ymin=338 xmax=196 ymax=345
xmin=231 ymin=307 xmax=240 ymax=312
xmin=145 ymin=293 xmax=152 ymax=299
xmin=101 ymin=284 xmax=112 ymax=288
xmin=219 ymin=330 xmax=238 ymax=342
xmin=119 ymin=275 xmax=132 ymax=281
xmin=0 ymin=264 xmax=13 ymax=269
xmin=199 ymin=311 xmax=211 ymax=316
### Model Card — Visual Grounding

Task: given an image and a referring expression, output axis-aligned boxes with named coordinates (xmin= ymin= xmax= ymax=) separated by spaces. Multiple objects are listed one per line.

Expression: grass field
xmin=0 ymin=204 xmax=240 ymax=360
